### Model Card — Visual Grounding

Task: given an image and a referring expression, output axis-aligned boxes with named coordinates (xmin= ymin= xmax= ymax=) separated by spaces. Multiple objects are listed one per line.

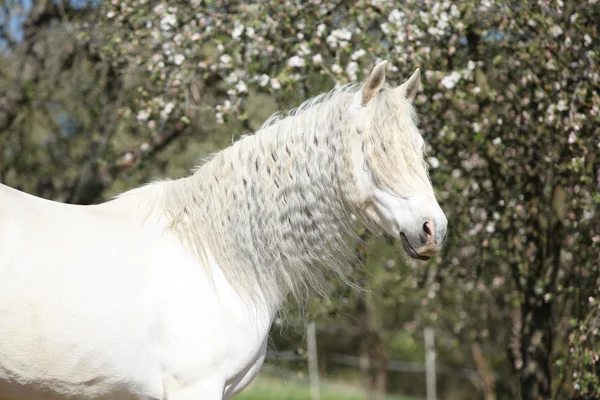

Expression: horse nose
xmin=421 ymin=221 xmax=434 ymax=244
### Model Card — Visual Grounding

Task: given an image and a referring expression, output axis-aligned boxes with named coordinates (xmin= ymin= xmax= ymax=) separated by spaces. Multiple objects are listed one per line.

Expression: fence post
xmin=307 ymin=321 xmax=320 ymax=400
xmin=425 ymin=327 xmax=437 ymax=400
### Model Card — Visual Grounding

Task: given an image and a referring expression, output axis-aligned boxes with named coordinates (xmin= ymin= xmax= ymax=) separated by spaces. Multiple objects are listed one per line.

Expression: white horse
xmin=0 ymin=61 xmax=447 ymax=400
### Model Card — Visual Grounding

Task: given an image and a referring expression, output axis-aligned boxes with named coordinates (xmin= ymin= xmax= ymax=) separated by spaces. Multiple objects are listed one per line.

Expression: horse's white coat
xmin=0 ymin=184 xmax=270 ymax=399
xmin=0 ymin=62 xmax=447 ymax=399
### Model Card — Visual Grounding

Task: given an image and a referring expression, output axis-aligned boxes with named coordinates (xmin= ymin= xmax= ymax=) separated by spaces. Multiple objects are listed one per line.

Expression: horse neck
xmin=173 ymin=106 xmax=357 ymax=311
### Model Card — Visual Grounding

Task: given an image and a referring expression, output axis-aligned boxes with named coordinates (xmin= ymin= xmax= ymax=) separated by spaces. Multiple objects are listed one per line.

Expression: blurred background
xmin=0 ymin=0 xmax=599 ymax=399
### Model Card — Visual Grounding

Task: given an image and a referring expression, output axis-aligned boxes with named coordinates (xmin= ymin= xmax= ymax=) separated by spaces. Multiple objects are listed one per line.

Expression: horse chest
xmin=151 ymin=249 xmax=273 ymax=396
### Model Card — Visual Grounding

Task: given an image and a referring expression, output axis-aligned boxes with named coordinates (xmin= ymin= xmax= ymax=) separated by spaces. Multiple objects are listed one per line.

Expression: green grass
xmin=236 ymin=374 xmax=421 ymax=400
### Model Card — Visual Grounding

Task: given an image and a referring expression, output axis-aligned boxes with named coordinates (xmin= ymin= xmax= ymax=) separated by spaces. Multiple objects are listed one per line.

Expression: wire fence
xmin=264 ymin=324 xmax=498 ymax=400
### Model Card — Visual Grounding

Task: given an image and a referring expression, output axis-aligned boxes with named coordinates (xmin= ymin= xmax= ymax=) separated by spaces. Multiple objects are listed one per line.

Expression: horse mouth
xmin=400 ymin=233 xmax=432 ymax=261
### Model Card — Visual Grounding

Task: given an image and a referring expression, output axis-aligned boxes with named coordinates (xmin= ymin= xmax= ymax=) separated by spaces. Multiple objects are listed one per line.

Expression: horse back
xmin=0 ymin=183 xmax=165 ymax=399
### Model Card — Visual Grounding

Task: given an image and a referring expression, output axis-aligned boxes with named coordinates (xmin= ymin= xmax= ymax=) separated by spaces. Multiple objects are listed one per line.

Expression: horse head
xmin=346 ymin=61 xmax=447 ymax=260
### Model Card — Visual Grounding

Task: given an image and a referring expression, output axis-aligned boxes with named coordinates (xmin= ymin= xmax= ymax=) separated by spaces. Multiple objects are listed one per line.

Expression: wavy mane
xmin=135 ymin=81 xmax=428 ymax=310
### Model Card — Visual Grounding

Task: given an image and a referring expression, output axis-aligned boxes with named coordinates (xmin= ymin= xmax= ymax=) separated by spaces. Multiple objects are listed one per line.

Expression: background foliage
xmin=1 ymin=0 xmax=599 ymax=399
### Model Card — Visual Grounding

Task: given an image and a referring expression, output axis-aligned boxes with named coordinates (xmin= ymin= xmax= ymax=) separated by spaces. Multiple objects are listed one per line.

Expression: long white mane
xmin=137 ymin=82 xmax=426 ymax=308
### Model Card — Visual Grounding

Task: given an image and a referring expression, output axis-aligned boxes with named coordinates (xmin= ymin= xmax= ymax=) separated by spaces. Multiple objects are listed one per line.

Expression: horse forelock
xmin=362 ymin=89 xmax=432 ymax=198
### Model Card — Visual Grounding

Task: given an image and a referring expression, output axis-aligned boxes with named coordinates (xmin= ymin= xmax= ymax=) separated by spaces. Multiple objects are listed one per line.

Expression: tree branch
xmin=67 ymin=121 xmax=189 ymax=205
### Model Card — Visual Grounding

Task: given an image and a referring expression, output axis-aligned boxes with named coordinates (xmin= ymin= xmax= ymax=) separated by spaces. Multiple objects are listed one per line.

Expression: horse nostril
xmin=423 ymin=222 xmax=432 ymax=235
xmin=423 ymin=222 xmax=434 ymax=243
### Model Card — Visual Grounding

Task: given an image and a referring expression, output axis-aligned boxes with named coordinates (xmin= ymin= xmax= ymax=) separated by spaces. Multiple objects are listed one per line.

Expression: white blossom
xmin=351 ymin=49 xmax=367 ymax=60
xmin=564 ymin=37 xmax=572 ymax=47
xmin=450 ymin=4 xmax=460 ymax=18
xmin=388 ymin=9 xmax=405 ymax=25
xmin=160 ymin=101 xmax=175 ymax=120
xmin=160 ymin=13 xmax=177 ymax=31
xmin=224 ymin=72 xmax=239 ymax=84
xmin=173 ymin=33 xmax=183 ymax=45
xmin=270 ymin=78 xmax=281 ymax=90
xmin=232 ymin=22 xmax=244 ymax=40
xmin=137 ymin=110 xmax=150 ymax=122
xmin=287 ymin=55 xmax=305 ymax=68
xmin=173 ymin=54 xmax=185 ymax=65
xmin=441 ymin=71 xmax=461 ymax=89
xmin=427 ymin=26 xmax=444 ymax=37
xmin=437 ymin=12 xmax=449 ymax=30
xmin=557 ymin=99 xmax=568 ymax=111
xmin=381 ymin=22 xmax=391 ymax=35
xmin=258 ymin=74 xmax=270 ymax=87
xmin=479 ymin=0 xmax=492 ymax=10
xmin=299 ymin=42 xmax=311 ymax=56
xmin=236 ymin=81 xmax=248 ymax=93
xmin=219 ymin=54 xmax=232 ymax=67
xmin=346 ymin=62 xmax=359 ymax=81
xmin=326 ymin=28 xmax=352 ymax=48
xmin=550 ymin=25 xmax=563 ymax=38
xmin=317 ymin=24 xmax=326 ymax=38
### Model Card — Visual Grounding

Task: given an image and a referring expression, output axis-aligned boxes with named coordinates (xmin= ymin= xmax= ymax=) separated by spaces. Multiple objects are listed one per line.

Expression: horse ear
xmin=362 ymin=60 xmax=387 ymax=106
xmin=397 ymin=68 xmax=420 ymax=103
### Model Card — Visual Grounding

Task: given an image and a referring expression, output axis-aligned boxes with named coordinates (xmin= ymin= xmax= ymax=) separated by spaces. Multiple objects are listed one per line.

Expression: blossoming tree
xmin=1 ymin=0 xmax=599 ymax=398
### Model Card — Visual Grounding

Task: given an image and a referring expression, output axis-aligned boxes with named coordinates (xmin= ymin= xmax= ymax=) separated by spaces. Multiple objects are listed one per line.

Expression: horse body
xmin=0 ymin=61 xmax=448 ymax=399
xmin=0 ymin=184 xmax=270 ymax=399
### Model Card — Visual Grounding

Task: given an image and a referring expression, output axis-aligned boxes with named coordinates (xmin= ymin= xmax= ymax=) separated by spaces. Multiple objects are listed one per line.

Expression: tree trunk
xmin=374 ymin=349 xmax=388 ymax=400
xmin=357 ymin=292 xmax=388 ymax=400
xmin=472 ymin=342 xmax=496 ymax=400
xmin=355 ymin=232 xmax=374 ymax=399
xmin=359 ymin=340 xmax=373 ymax=399
xmin=353 ymin=231 xmax=388 ymax=400
xmin=519 ymin=291 xmax=552 ymax=400
xmin=358 ymin=291 xmax=388 ymax=400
